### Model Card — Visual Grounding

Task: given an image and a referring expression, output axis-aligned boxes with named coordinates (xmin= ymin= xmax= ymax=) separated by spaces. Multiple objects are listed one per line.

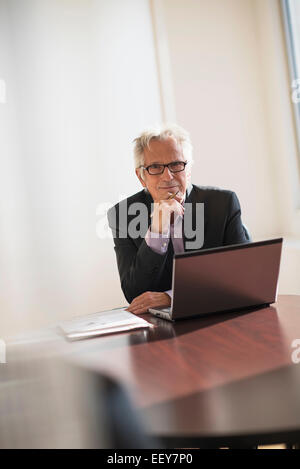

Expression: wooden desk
xmin=67 ymin=295 xmax=300 ymax=448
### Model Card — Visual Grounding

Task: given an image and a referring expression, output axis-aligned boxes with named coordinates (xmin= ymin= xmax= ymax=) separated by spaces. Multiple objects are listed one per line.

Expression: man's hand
xmin=126 ymin=291 xmax=171 ymax=315
xmin=151 ymin=190 xmax=184 ymax=234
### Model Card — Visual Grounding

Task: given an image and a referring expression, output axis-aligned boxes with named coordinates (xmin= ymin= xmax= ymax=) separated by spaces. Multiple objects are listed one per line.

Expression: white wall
xmin=159 ymin=0 xmax=280 ymax=238
xmin=0 ymin=0 xmax=162 ymax=336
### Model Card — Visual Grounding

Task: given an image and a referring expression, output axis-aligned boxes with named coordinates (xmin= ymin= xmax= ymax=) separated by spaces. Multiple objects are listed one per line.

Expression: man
xmin=108 ymin=124 xmax=250 ymax=314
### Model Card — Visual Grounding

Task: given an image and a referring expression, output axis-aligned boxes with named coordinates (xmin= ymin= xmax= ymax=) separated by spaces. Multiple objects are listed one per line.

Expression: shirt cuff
xmin=145 ymin=227 xmax=170 ymax=255
xmin=164 ymin=290 xmax=173 ymax=299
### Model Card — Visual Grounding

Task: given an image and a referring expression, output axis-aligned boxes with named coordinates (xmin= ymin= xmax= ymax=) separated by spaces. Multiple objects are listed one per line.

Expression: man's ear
xmin=186 ymin=162 xmax=192 ymax=186
xmin=186 ymin=168 xmax=192 ymax=186
xmin=135 ymin=168 xmax=147 ymax=188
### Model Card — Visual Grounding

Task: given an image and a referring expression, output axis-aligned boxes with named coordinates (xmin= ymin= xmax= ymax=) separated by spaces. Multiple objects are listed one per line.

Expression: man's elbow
xmin=121 ymin=280 xmax=134 ymax=304
xmin=243 ymin=224 xmax=251 ymax=242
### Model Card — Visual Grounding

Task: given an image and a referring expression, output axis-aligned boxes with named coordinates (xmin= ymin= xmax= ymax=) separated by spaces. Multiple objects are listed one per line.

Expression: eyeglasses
xmin=140 ymin=161 xmax=187 ymax=175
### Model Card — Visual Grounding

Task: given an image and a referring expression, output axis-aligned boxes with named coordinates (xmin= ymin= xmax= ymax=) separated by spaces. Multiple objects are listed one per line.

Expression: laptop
xmin=149 ymin=238 xmax=283 ymax=321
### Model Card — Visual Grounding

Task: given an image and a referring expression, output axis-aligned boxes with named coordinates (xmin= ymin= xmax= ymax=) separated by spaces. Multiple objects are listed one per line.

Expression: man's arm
xmin=108 ymin=206 xmax=169 ymax=304
xmin=223 ymin=192 xmax=251 ymax=245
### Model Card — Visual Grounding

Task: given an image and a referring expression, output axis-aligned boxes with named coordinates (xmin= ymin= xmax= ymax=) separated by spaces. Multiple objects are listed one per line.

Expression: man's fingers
xmin=128 ymin=302 xmax=146 ymax=311
xmin=126 ymin=293 xmax=150 ymax=314
xmin=129 ymin=295 xmax=147 ymax=308
xmin=126 ymin=305 xmax=148 ymax=315
xmin=126 ymin=292 xmax=171 ymax=315
xmin=167 ymin=190 xmax=179 ymax=200
xmin=168 ymin=190 xmax=184 ymax=204
xmin=162 ymin=199 xmax=185 ymax=216
xmin=151 ymin=197 xmax=184 ymax=229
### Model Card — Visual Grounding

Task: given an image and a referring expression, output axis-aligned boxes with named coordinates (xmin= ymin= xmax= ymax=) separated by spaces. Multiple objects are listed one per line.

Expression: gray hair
xmin=133 ymin=123 xmax=194 ymax=171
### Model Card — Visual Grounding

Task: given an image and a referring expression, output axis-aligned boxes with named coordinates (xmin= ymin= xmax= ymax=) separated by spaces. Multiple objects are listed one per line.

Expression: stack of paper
xmin=59 ymin=308 xmax=153 ymax=341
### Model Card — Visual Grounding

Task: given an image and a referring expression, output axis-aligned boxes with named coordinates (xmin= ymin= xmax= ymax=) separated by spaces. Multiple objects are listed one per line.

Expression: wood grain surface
xmin=66 ymin=295 xmax=300 ymax=446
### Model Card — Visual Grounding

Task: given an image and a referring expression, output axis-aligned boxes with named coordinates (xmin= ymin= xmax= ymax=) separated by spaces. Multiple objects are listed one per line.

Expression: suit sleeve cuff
xmin=145 ymin=227 xmax=170 ymax=254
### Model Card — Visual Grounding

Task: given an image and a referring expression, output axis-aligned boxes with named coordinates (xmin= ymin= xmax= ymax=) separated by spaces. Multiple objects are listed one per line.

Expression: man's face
xmin=136 ymin=137 xmax=190 ymax=202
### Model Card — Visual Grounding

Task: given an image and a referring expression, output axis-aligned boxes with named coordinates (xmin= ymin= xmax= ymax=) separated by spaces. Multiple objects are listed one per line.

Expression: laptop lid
xmin=170 ymin=238 xmax=283 ymax=320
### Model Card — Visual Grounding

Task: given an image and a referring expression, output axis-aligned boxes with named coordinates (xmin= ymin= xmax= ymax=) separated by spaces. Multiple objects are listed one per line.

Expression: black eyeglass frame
xmin=140 ymin=161 xmax=188 ymax=175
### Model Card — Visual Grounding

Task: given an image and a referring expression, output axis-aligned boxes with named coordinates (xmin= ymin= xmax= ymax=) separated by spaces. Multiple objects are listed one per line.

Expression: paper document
xmin=59 ymin=308 xmax=153 ymax=341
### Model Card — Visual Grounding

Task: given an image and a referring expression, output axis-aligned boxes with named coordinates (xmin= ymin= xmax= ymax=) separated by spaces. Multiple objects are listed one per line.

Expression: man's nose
xmin=161 ymin=166 xmax=173 ymax=180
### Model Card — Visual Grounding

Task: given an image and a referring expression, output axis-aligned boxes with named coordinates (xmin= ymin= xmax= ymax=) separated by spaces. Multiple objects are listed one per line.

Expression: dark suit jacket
xmin=108 ymin=185 xmax=250 ymax=303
